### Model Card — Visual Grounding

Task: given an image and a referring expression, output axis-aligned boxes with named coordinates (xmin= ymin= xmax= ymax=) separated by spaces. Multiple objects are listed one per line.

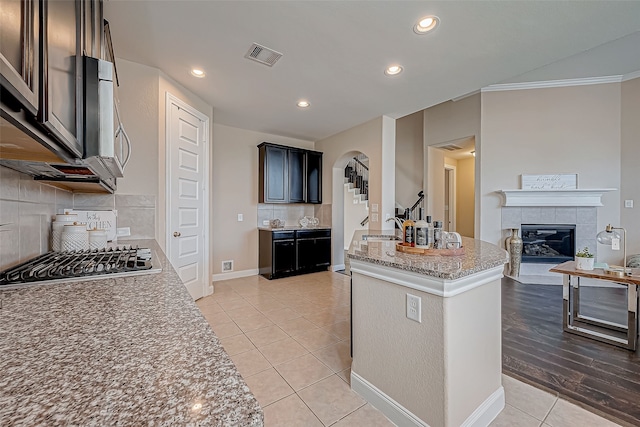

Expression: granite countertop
xmin=258 ymin=225 xmax=331 ymax=231
xmin=0 ymin=240 xmax=263 ymax=426
xmin=347 ymin=230 xmax=508 ymax=280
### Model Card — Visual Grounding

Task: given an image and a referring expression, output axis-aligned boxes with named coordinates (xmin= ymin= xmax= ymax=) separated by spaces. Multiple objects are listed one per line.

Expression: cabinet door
xmin=0 ymin=0 xmax=39 ymax=113
xmin=288 ymin=148 xmax=305 ymax=203
xmin=263 ymin=144 xmax=287 ymax=203
xmin=296 ymin=238 xmax=315 ymax=271
xmin=39 ymin=0 xmax=83 ymax=157
xmin=306 ymin=151 xmax=322 ymax=204
xmin=314 ymin=236 xmax=331 ymax=267
xmin=273 ymin=240 xmax=296 ymax=276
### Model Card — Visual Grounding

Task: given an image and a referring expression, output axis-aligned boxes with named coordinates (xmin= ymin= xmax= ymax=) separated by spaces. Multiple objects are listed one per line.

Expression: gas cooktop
xmin=0 ymin=246 xmax=162 ymax=288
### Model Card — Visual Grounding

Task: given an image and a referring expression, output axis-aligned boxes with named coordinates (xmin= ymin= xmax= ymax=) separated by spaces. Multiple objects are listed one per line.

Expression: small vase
xmin=575 ymin=257 xmax=594 ymax=271
xmin=506 ymin=228 xmax=523 ymax=277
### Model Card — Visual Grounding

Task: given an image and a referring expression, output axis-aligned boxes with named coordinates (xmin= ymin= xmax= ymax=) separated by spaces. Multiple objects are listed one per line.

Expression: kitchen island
xmin=347 ymin=230 xmax=508 ymax=427
xmin=0 ymin=240 xmax=262 ymax=426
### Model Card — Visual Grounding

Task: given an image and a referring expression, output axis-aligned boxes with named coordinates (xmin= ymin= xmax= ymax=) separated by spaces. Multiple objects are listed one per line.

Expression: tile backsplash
xmin=257 ymin=203 xmax=316 ymax=227
xmin=0 ymin=166 xmax=156 ymax=270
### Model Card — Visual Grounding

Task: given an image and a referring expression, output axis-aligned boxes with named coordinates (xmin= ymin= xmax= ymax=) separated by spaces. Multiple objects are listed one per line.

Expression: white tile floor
xmin=197 ymin=271 xmax=621 ymax=427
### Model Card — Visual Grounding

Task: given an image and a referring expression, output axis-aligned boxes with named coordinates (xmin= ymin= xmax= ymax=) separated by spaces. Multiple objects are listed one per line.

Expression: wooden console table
xmin=550 ymin=261 xmax=640 ymax=350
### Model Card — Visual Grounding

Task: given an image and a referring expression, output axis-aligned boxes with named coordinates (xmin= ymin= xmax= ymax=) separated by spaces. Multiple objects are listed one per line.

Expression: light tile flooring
xmin=196 ymin=271 xmax=620 ymax=427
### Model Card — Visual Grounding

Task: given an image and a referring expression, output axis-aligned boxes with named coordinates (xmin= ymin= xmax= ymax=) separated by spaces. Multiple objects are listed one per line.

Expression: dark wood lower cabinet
xmin=259 ymin=229 xmax=331 ymax=279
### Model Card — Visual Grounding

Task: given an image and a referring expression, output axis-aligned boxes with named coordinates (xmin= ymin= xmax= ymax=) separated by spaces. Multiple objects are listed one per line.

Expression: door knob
xmin=173 ymin=231 xmax=181 ymax=237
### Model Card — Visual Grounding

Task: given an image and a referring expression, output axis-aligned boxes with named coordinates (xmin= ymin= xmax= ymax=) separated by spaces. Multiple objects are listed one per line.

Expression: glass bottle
xmin=402 ymin=208 xmax=415 ymax=247
xmin=415 ymin=208 xmax=429 ymax=249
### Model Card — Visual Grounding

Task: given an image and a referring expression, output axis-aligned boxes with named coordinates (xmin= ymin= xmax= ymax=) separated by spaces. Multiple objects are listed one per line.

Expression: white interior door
xmin=166 ymin=94 xmax=209 ymax=300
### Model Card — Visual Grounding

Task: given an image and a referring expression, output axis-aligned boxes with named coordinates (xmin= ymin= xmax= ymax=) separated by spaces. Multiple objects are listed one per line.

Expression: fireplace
xmin=521 ymin=224 xmax=576 ymax=264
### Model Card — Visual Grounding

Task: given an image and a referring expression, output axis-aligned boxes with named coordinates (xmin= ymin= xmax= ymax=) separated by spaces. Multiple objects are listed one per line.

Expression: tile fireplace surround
xmin=501 ymin=206 xmax=598 ymax=284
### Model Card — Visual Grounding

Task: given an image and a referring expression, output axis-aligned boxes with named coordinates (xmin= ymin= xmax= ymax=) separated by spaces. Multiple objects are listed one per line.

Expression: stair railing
xmin=407 ymin=190 xmax=425 ymax=218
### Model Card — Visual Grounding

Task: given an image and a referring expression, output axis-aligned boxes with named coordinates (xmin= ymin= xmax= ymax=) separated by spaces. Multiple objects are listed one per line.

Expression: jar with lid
xmin=61 ymin=223 xmax=89 ymax=252
xmin=88 ymin=228 xmax=108 ymax=250
xmin=51 ymin=212 xmax=78 ymax=251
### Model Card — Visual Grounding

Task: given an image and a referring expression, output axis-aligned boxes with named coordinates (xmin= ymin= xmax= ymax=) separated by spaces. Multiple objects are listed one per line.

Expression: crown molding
xmin=482 ymin=75 xmax=623 ymax=92
xmin=623 ymin=69 xmax=640 ymax=82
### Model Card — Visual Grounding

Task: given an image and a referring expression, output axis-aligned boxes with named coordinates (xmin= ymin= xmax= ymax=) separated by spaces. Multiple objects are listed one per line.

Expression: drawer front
xmin=272 ymin=231 xmax=295 ymax=240
xmin=296 ymin=229 xmax=331 ymax=239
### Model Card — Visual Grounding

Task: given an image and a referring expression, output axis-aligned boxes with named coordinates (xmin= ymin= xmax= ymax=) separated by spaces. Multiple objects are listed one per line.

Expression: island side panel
xmin=444 ymin=277 xmax=503 ymax=426
xmin=351 ymin=271 xmax=447 ymax=426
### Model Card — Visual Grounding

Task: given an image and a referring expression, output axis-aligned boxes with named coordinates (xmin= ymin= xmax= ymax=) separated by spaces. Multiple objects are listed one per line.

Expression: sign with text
xmin=521 ymin=174 xmax=577 ymax=190
xmin=64 ymin=209 xmax=117 ymax=242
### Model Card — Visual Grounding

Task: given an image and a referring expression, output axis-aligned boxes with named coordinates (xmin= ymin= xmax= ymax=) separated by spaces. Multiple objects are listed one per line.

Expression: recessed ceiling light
xmin=191 ymin=68 xmax=205 ymax=78
xmin=414 ymin=15 xmax=439 ymax=34
xmin=384 ymin=65 xmax=403 ymax=76
xmin=297 ymin=100 xmax=310 ymax=108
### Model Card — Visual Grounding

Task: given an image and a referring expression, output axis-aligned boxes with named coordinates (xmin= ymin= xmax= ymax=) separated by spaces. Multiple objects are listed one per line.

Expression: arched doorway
xmin=330 ymin=150 xmax=369 ymax=270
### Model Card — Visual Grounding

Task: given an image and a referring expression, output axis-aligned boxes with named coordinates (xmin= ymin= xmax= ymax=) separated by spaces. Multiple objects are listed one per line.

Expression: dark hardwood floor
xmin=502 ymin=277 xmax=640 ymax=426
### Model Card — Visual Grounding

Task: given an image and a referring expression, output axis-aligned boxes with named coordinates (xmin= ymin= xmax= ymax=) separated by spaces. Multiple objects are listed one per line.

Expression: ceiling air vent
xmin=437 ymin=144 xmax=463 ymax=151
xmin=244 ymin=43 xmax=283 ymax=67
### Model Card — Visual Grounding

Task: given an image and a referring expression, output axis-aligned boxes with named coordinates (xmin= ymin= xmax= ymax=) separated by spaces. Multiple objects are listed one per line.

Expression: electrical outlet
xmin=371 ymin=203 xmax=379 ymax=213
xmin=406 ymin=294 xmax=421 ymax=323
xmin=371 ymin=213 xmax=378 ymax=222
xmin=237 ymin=213 xmax=243 ymax=222
xmin=263 ymin=220 xmax=270 ymax=226
xmin=116 ymin=227 xmax=131 ymax=237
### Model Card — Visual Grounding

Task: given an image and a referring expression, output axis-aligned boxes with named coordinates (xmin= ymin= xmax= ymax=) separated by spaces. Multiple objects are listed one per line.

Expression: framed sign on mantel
xmin=521 ymin=174 xmax=578 ymax=190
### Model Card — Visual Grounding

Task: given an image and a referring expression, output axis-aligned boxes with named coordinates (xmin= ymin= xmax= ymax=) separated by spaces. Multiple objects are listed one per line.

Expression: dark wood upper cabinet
xmin=258 ymin=142 xmax=323 ymax=204
xmin=288 ymin=148 xmax=305 ymax=203
xmin=38 ymin=0 xmax=84 ymax=158
xmin=259 ymin=143 xmax=288 ymax=203
xmin=0 ymin=0 xmax=39 ymax=114
xmin=306 ymin=150 xmax=322 ymax=204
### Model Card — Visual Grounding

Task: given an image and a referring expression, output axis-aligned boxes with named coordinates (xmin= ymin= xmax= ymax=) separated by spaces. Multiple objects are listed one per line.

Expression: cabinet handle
xmin=173 ymin=231 xmax=181 ymax=237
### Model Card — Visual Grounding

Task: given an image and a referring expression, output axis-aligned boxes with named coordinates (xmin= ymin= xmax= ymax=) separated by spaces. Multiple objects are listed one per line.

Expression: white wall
xmin=343 ymin=184 xmax=368 ymax=250
xmin=315 ymin=116 xmax=396 ymax=268
xmin=621 ymin=77 xmax=640 ymax=256
xmin=114 ymin=59 xmax=160 ymax=196
xmin=456 ymin=156 xmax=475 ymax=237
xmin=480 ymin=83 xmax=621 ymax=262
xmin=212 ymin=124 xmax=313 ymax=275
xmin=395 ymin=111 xmax=423 ymax=210
xmin=424 ymin=94 xmax=481 ymax=232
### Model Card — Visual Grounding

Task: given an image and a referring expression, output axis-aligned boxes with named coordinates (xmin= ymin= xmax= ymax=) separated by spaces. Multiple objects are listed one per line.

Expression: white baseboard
xmin=332 ymin=264 xmax=346 ymax=272
xmin=351 ymin=371 xmax=505 ymax=427
xmin=211 ymin=268 xmax=258 ymax=282
xmin=350 ymin=371 xmax=429 ymax=427
xmin=460 ymin=386 xmax=505 ymax=427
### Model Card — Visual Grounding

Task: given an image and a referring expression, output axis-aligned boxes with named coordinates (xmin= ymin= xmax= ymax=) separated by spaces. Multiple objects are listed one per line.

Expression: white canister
xmin=61 ymin=223 xmax=89 ymax=252
xmin=88 ymin=228 xmax=108 ymax=250
xmin=51 ymin=213 xmax=78 ymax=251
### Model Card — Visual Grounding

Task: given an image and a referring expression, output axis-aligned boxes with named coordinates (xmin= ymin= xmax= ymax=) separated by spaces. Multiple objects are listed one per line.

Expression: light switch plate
xmin=237 ymin=214 xmax=243 ymax=222
xmin=263 ymin=220 xmax=270 ymax=226
xmin=371 ymin=213 xmax=379 ymax=222
xmin=625 ymin=200 xmax=634 ymax=208
xmin=612 ymin=237 xmax=621 ymax=250
xmin=371 ymin=204 xmax=379 ymax=213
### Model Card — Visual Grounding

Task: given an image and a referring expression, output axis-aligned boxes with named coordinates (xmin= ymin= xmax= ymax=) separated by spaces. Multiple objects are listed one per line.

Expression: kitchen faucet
xmin=386 ymin=216 xmax=405 ymax=229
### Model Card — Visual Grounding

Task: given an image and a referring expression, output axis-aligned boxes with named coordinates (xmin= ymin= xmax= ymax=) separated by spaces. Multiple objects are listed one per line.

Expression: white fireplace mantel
xmin=497 ymin=189 xmax=616 ymax=207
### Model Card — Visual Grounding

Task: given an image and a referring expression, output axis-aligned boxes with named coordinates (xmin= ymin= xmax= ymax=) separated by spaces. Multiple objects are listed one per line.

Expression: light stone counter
xmin=257 ymin=225 xmax=331 ymax=231
xmin=0 ymin=240 xmax=262 ymax=426
xmin=347 ymin=229 xmax=508 ymax=281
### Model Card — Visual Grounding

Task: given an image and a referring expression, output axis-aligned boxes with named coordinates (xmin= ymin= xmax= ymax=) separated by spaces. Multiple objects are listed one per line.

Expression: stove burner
xmin=0 ymin=247 xmax=153 ymax=286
